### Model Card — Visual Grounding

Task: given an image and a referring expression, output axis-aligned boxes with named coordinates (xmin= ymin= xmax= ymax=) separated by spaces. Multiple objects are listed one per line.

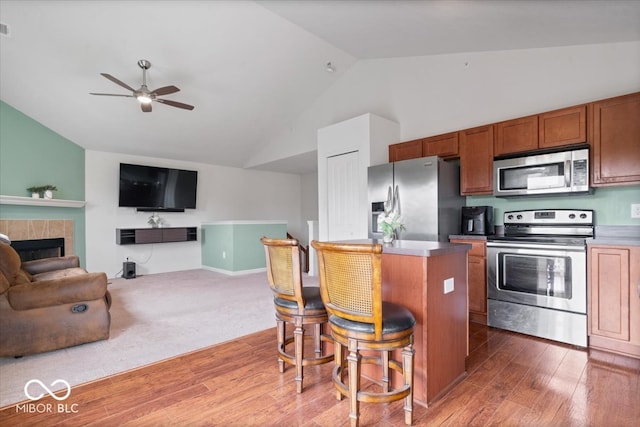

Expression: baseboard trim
xmin=201 ymin=265 xmax=267 ymax=276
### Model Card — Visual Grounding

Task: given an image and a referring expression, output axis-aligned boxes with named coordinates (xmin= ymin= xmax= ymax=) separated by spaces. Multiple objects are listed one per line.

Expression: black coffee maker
xmin=461 ymin=206 xmax=494 ymax=235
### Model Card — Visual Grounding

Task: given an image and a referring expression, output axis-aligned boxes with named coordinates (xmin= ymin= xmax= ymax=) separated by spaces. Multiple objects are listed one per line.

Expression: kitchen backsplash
xmin=467 ymin=185 xmax=639 ymax=225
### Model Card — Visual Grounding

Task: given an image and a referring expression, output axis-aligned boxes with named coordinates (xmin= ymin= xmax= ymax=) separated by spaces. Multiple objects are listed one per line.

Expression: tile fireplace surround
xmin=0 ymin=219 xmax=75 ymax=255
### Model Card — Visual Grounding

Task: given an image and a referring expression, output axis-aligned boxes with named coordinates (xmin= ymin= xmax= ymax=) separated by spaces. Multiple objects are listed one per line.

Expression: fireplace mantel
xmin=0 ymin=195 xmax=86 ymax=208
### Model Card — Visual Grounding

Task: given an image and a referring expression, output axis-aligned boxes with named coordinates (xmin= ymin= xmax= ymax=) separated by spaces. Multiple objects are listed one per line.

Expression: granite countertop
xmin=337 ymin=239 xmax=472 ymax=257
xmin=587 ymin=225 xmax=640 ymax=246
xmin=448 ymin=234 xmax=489 ymax=241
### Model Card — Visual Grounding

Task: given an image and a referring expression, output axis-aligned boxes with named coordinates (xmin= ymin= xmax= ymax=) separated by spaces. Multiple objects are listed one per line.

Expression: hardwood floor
xmin=2 ymin=322 xmax=639 ymax=426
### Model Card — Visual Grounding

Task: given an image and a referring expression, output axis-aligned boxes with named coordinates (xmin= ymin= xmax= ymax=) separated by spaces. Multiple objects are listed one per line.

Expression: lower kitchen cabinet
xmin=588 ymin=244 xmax=640 ymax=358
xmin=451 ymin=238 xmax=487 ymax=324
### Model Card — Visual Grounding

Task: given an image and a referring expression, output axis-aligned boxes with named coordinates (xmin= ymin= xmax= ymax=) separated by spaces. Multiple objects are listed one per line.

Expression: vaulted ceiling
xmin=1 ymin=1 xmax=639 ymax=174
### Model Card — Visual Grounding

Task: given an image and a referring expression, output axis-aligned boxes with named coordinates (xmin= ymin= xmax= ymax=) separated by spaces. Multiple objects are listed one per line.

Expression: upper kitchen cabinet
xmin=459 ymin=125 xmax=494 ymax=195
xmin=539 ymin=105 xmax=587 ymax=149
xmin=589 ymin=92 xmax=640 ymax=186
xmin=494 ymin=115 xmax=538 ymax=156
xmin=423 ymin=131 xmax=459 ymax=158
xmin=388 ymin=138 xmax=422 ymax=162
xmin=389 ymin=132 xmax=459 ymax=162
xmin=494 ymin=106 xmax=586 ymax=157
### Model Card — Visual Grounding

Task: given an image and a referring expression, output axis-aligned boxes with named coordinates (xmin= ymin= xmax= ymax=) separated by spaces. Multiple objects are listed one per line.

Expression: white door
xmin=327 ymin=150 xmax=360 ymax=241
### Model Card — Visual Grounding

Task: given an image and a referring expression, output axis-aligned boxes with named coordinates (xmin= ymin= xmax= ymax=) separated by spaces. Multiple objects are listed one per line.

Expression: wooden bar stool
xmin=261 ymin=237 xmax=333 ymax=393
xmin=311 ymin=240 xmax=415 ymax=427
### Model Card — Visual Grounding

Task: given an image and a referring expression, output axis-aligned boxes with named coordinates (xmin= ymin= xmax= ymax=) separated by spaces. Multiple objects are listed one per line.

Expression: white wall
xmin=85 ymin=150 xmax=302 ymax=277
xmin=317 ymin=113 xmax=400 ymax=241
xmin=299 ymin=171 xmax=318 ymax=246
xmin=249 ymin=41 xmax=640 ymax=167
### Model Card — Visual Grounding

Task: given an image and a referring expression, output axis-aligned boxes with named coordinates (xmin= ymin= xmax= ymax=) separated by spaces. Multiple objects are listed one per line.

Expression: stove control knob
xmin=507 ymin=214 xmax=514 ymax=220
xmin=580 ymin=213 xmax=587 ymax=219
xmin=516 ymin=214 xmax=523 ymax=220
xmin=569 ymin=213 xmax=576 ymax=219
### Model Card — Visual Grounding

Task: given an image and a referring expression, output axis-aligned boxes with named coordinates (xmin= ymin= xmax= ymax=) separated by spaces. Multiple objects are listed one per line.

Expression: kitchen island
xmin=339 ymin=239 xmax=471 ymax=407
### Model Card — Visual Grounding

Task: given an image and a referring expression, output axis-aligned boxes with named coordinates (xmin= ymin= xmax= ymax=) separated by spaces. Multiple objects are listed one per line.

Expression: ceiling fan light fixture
xmin=91 ymin=59 xmax=194 ymax=112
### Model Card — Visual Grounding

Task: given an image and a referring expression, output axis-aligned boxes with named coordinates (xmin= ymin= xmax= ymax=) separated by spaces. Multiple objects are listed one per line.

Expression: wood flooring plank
xmin=3 ymin=325 xmax=640 ymax=426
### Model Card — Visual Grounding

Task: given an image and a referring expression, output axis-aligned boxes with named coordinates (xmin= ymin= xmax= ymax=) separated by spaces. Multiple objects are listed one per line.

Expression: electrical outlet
xmin=632 ymin=204 xmax=640 ymax=219
xmin=444 ymin=277 xmax=454 ymax=294
xmin=222 ymin=250 xmax=226 ymax=259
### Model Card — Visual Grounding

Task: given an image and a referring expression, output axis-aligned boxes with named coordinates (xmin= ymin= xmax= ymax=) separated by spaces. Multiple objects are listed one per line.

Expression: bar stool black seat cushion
xmin=274 ymin=286 xmax=325 ymax=310
xmin=329 ymin=302 xmax=416 ymax=334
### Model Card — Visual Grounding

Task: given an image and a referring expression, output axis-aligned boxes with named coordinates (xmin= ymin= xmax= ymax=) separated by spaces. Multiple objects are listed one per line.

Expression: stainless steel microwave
xmin=493 ymin=148 xmax=590 ymax=197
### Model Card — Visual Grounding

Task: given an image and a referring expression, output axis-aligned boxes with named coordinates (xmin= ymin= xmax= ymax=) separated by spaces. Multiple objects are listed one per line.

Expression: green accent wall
xmin=201 ymin=222 xmax=287 ymax=273
xmin=0 ymin=101 xmax=86 ymax=262
xmin=467 ymin=186 xmax=640 ymax=225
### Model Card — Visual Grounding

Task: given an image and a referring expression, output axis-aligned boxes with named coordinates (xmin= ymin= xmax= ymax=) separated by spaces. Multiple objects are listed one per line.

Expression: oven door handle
xmin=486 ymin=241 xmax=585 ymax=252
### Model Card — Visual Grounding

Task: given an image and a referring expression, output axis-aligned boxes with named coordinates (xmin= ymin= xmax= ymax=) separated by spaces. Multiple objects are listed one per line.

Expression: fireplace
xmin=11 ymin=238 xmax=65 ymax=262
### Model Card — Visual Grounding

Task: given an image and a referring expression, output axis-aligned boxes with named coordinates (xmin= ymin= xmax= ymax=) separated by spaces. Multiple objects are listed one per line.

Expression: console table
xmin=116 ymin=227 xmax=197 ymax=245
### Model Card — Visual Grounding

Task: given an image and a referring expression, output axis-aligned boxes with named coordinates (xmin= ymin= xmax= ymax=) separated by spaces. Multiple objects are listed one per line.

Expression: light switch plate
xmin=632 ymin=203 xmax=640 ymax=219
xmin=444 ymin=277 xmax=454 ymax=294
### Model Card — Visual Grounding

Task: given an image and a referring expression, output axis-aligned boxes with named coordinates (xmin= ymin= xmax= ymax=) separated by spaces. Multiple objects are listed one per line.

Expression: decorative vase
xmin=31 ymin=192 xmax=40 ymax=199
xmin=44 ymin=190 xmax=53 ymax=199
xmin=382 ymin=233 xmax=394 ymax=244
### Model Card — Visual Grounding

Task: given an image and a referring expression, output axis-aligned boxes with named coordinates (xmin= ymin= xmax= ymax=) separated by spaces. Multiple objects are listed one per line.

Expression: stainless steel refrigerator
xmin=367 ymin=156 xmax=464 ymax=241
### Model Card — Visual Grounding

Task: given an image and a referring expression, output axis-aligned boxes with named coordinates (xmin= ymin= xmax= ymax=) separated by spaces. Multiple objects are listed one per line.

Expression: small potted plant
xmin=42 ymin=185 xmax=58 ymax=199
xmin=27 ymin=186 xmax=43 ymax=198
xmin=26 ymin=185 xmax=58 ymax=199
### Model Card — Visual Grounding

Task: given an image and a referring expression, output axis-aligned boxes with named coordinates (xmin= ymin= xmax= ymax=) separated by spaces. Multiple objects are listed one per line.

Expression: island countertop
xmin=337 ymin=238 xmax=472 ymax=257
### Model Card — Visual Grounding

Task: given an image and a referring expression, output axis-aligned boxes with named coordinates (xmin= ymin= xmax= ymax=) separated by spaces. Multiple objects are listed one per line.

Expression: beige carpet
xmin=0 ymin=268 xmax=308 ymax=408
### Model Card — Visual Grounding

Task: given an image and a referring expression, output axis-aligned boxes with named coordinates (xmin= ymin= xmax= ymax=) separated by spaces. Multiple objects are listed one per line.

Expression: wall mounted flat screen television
xmin=119 ymin=163 xmax=198 ymax=212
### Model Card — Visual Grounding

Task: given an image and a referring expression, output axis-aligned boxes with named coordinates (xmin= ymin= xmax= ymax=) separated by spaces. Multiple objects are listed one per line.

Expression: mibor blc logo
xmin=15 ymin=379 xmax=79 ymax=414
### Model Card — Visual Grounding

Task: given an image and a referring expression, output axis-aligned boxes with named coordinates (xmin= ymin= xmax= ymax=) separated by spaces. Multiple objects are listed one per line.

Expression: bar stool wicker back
xmin=261 ymin=237 xmax=333 ymax=393
xmin=311 ymin=240 xmax=415 ymax=426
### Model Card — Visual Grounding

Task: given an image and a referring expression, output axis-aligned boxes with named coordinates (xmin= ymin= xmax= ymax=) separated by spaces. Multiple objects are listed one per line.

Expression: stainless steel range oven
xmin=487 ymin=209 xmax=593 ymax=347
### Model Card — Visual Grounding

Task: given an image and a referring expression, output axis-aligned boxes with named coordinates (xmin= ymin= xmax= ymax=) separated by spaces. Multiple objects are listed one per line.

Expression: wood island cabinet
xmin=459 ymin=125 xmax=494 ymax=195
xmin=450 ymin=238 xmax=487 ymax=324
xmin=589 ymin=92 xmax=640 ymax=186
xmin=588 ymin=244 xmax=640 ymax=358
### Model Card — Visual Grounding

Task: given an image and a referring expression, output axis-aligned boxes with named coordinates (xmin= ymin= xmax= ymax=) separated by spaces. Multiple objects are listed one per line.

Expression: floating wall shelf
xmin=0 ymin=195 xmax=86 ymax=208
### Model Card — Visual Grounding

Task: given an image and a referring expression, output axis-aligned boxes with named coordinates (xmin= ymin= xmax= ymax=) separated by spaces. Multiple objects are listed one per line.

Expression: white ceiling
xmin=1 ymin=1 xmax=639 ymax=174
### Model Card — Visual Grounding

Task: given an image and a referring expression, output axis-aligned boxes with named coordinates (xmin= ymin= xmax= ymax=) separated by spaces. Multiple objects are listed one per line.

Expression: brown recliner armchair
xmin=0 ymin=242 xmax=111 ymax=357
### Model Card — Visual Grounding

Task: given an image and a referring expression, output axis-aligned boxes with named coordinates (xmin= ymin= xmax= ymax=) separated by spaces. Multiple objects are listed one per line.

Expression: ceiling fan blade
xmin=141 ymin=103 xmax=152 ymax=113
xmin=100 ymin=73 xmax=135 ymax=92
xmin=156 ymin=98 xmax=195 ymax=110
xmin=152 ymin=85 xmax=180 ymax=96
xmin=90 ymin=93 xmax=135 ymax=97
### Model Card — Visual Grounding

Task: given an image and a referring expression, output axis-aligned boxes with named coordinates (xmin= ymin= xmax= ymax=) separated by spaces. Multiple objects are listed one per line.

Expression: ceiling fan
xmin=90 ymin=59 xmax=194 ymax=112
